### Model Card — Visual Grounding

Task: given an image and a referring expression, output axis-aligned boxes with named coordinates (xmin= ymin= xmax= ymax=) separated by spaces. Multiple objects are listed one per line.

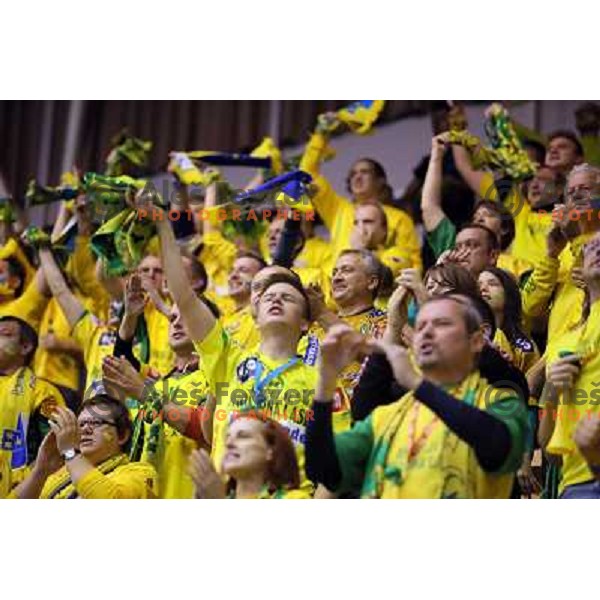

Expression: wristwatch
xmin=62 ymin=448 xmax=81 ymax=462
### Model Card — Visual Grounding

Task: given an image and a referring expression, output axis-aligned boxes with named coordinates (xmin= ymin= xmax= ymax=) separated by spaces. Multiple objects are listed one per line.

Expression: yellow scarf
xmin=363 ymin=372 xmax=515 ymax=498
xmin=44 ymin=454 xmax=129 ymax=499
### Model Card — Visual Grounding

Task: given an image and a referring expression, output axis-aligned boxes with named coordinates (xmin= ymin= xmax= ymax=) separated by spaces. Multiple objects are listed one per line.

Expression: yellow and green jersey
xmin=331 ymin=371 xmax=527 ymax=498
xmin=545 ymin=299 xmax=600 ymax=494
xmin=141 ymin=368 xmax=209 ymax=499
xmin=194 ymin=320 xmax=318 ymax=494
xmin=0 ymin=366 xmax=65 ymax=486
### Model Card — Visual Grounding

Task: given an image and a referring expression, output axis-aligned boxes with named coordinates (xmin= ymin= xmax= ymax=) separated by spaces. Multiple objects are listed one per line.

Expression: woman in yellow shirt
xmin=12 ymin=395 xmax=157 ymax=499
xmin=478 ymin=267 xmax=539 ymax=373
xmin=188 ymin=414 xmax=304 ymax=499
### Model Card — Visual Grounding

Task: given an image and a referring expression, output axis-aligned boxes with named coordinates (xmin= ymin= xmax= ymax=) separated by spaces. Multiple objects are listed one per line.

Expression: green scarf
xmin=90 ymin=208 xmax=156 ymax=276
xmin=448 ymin=105 xmax=536 ymax=181
xmin=105 ymin=130 xmax=152 ymax=177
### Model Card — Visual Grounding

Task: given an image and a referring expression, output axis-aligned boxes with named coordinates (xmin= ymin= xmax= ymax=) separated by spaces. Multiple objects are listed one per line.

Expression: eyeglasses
xmin=78 ymin=418 xmax=117 ymax=430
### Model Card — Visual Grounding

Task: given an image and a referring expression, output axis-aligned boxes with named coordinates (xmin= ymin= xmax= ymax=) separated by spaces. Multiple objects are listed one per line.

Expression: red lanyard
xmin=406 ymin=402 xmax=439 ymax=463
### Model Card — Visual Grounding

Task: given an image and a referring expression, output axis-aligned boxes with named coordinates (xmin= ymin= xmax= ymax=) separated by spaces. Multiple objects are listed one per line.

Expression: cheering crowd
xmin=2 ymin=100 xmax=600 ymax=499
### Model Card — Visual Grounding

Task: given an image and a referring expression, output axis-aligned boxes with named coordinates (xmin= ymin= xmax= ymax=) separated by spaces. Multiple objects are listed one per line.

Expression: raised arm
xmin=452 ymin=141 xmax=488 ymax=198
xmin=421 ymin=134 xmax=450 ymax=233
xmin=141 ymin=196 xmax=216 ymax=343
xmin=39 ymin=248 xmax=85 ymax=329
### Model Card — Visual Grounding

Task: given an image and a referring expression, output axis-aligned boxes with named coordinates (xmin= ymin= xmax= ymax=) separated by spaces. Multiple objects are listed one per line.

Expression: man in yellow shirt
xmin=477 ymin=167 xmax=558 ymax=270
xmin=300 ymin=128 xmax=421 ymax=272
xmin=309 ymin=250 xmax=387 ymax=411
xmin=350 ymin=202 xmax=416 ymax=277
xmin=38 ymin=247 xmax=118 ymax=396
xmin=12 ymin=395 xmax=157 ymax=499
xmin=103 ymin=299 xmax=211 ymax=499
xmin=545 ymin=130 xmax=584 ymax=178
xmin=145 ymin=197 xmax=316 ymax=494
xmin=522 ymin=163 xmax=600 ymax=342
xmin=306 ymin=297 xmax=528 ymax=498
xmin=137 ymin=254 xmax=174 ymax=376
xmin=216 ymin=252 xmax=267 ymax=348
xmin=538 ymin=229 xmax=600 ymax=498
xmin=0 ymin=315 xmax=65 ymax=488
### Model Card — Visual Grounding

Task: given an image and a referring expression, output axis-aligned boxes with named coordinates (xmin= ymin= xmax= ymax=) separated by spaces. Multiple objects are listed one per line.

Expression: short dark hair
xmin=81 ymin=394 xmax=133 ymax=451
xmin=260 ymin=273 xmax=311 ymax=322
xmin=0 ymin=315 xmax=38 ymax=365
xmin=473 ymin=199 xmax=515 ymax=251
xmin=236 ymin=251 xmax=267 ymax=271
xmin=458 ymin=223 xmax=500 ymax=252
xmin=548 ymin=130 xmax=584 ymax=158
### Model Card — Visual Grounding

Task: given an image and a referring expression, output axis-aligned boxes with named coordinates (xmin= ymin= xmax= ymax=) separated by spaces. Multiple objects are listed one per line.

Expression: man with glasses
xmin=12 ymin=394 xmax=157 ymax=499
xmin=522 ymin=164 xmax=600 ymax=341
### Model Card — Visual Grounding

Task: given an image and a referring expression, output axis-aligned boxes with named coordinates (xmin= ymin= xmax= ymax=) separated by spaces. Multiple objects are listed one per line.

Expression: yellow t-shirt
xmin=0 ymin=277 xmax=49 ymax=331
xmin=334 ymin=371 xmax=527 ymax=498
xmin=200 ymin=230 xmax=237 ymax=300
xmin=33 ymin=296 xmax=83 ymax=392
xmin=479 ymin=172 xmax=552 ymax=269
xmin=308 ymin=306 xmax=387 ymax=431
xmin=141 ymin=369 xmax=209 ymax=499
xmin=294 ymin=237 xmax=333 ymax=271
xmin=222 ymin=305 xmax=260 ymax=352
xmin=194 ymin=321 xmax=316 ymax=494
xmin=300 ymin=132 xmax=422 ymax=272
xmin=545 ymin=299 xmax=600 ymax=494
xmin=522 ymin=234 xmax=590 ymax=342
xmin=145 ymin=303 xmax=175 ymax=376
xmin=71 ymin=312 xmax=117 ymax=395
xmin=0 ymin=366 xmax=64 ymax=485
xmin=40 ymin=458 xmax=157 ymax=499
